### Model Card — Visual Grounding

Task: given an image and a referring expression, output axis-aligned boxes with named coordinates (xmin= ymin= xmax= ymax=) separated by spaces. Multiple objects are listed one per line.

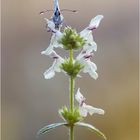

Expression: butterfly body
xmin=51 ymin=0 xmax=64 ymax=29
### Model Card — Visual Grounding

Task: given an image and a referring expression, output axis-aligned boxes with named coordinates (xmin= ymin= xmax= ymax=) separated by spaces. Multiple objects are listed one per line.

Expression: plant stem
xmin=70 ymin=125 xmax=74 ymax=140
xmin=70 ymin=76 xmax=75 ymax=112
xmin=69 ymin=49 xmax=73 ymax=65
xmin=69 ymin=48 xmax=75 ymax=140
xmin=69 ymin=49 xmax=74 ymax=112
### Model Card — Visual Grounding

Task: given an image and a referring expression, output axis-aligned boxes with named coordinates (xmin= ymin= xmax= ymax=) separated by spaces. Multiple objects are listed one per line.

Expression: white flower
xmin=43 ymin=51 xmax=64 ymax=79
xmin=41 ymin=33 xmax=63 ymax=55
xmin=45 ymin=18 xmax=55 ymax=31
xmin=80 ymin=30 xmax=97 ymax=52
xmin=80 ymin=15 xmax=104 ymax=53
xmin=76 ymin=51 xmax=98 ymax=80
xmin=76 ymin=15 xmax=104 ymax=79
xmin=75 ymin=88 xmax=105 ymax=117
xmin=44 ymin=18 xmax=57 ymax=33
xmin=88 ymin=15 xmax=104 ymax=30
xmin=41 ymin=19 xmax=63 ymax=55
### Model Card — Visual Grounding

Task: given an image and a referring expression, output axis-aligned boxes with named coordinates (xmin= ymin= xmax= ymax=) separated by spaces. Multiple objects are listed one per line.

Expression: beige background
xmin=2 ymin=0 xmax=139 ymax=140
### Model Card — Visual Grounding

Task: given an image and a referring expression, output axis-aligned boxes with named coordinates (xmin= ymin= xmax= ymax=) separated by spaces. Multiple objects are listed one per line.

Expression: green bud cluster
xmin=60 ymin=59 xmax=84 ymax=78
xmin=59 ymin=27 xmax=85 ymax=50
xmin=59 ymin=106 xmax=83 ymax=125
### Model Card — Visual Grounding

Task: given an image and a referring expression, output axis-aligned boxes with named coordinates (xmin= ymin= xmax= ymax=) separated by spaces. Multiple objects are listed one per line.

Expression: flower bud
xmin=60 ymin=59 xmax=84 ymax=78
xmin=59 ymin=106 xmax=83 ymax=125
xmin=59 ymin=27 xmax=85 ymax=50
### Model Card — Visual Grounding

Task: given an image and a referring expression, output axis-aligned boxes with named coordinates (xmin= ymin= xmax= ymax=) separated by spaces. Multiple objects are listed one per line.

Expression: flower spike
xmin=39 ymin=6 xmax=106 ymax=139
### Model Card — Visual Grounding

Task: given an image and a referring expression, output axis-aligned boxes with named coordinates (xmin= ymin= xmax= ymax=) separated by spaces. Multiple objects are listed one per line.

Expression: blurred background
xmin=1 ymin=0 xmax=139 ymax=140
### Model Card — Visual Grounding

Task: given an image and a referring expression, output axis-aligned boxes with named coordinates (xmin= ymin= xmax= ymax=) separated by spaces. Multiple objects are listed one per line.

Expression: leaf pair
xmin=37 ymin=122 xmax=107 ymax=140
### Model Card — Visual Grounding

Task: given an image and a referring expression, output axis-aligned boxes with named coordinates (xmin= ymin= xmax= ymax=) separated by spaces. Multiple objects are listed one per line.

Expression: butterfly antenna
xmin=61 ymin=9 xmax=78 ymax=13
xmin=39 ymin=10 xmax=53 ymax=15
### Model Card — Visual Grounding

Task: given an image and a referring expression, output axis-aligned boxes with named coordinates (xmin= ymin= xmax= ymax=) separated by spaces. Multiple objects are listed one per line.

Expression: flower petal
xmin=75 ymin=89 xmax=104 ymax=117
xmin=54 ymin=58 xmax=64 ymax=72
xmin=80 ymin=29 xmax=91 ymax=39
xmin=83 ymin=104 xmax=105 ymax=115
xmin=90 ymin=61 xmax=97 ymax=70
xmin=76 ymin=50 xmax=98 ymax=79
xmin=79 ymin=106 xmax=88 ymax=117
xmin=83 ymin=41 xmax=97 ymax=53
xmin=49 ymin=50 xmax=59 ymax=58
xmin=41 ymin=45 xmax=53 ymax=55
xmin=75 ymin=88 xmax=85 ymax=104
xmin=80 ymin=29 xmax=97 ymax=53
xmin=89 ymin=70 xmax=98 ymax=80
xmin=82 ymin=60 xmax=98 ymax=79
xmin=44 ymin=18 xmax=55 ymax=32
xmin=88 ymin=15 xmax=104 ymax=30
xmin=41 ymin=33 xmax=63 ymax=56
xmin=44 ymin=67 xmax=55 ymax=79
xmin=83 ymin=60 xmax=97 ymax=71
xmin=43 ymin=52 xmax=64 ymax=79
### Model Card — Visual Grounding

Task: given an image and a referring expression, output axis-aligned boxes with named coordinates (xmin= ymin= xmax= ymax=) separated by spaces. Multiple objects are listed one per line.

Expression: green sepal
xmin=75 ymin=122 xmax=107 ymax=140
xmin=60 ymin=59 xmax=84 ymax=78
xmin=59 ymin=27 xmax=85 ymax=50
xmin=59 ymin=106 xmax=83 ymax=125
xmin=37 ymin=122 xmax=68 ymax=137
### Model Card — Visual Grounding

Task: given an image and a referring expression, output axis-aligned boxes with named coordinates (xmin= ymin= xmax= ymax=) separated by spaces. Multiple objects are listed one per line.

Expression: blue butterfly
xmin=52 ymin=0 xmax=64 ymax=29
xmin=40 ymin=0 xmax=77 ymax=30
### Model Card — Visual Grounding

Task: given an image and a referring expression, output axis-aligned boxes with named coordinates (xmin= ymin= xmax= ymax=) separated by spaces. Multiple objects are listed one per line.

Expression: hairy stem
xmin=69 ymin=49 xmax=73 ymax=65
xmin=69 ymin=48 xmax=75 ymax=140
xmin=70 ymin=76 xmax=74 ymax=112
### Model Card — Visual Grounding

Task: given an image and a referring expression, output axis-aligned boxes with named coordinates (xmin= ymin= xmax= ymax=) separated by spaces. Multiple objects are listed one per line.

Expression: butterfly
xmin=40 ymin=0 xmax=77 ymax=30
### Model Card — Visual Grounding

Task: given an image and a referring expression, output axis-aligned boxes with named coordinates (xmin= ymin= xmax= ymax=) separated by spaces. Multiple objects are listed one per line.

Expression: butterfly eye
xmin=54 ymin=12 xmax=57 ymax=16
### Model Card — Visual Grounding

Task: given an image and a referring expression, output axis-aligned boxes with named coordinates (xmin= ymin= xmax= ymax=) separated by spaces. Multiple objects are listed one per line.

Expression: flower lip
xmin=87 ymin=15 xmax=104 ymax=30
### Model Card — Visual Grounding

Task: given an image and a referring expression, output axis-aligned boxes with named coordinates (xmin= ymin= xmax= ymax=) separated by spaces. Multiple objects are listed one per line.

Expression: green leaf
xmin=75 ymin=122 xmax=107 ymax=140
xmin=37 ymin=122 xmax=68 ymax=137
